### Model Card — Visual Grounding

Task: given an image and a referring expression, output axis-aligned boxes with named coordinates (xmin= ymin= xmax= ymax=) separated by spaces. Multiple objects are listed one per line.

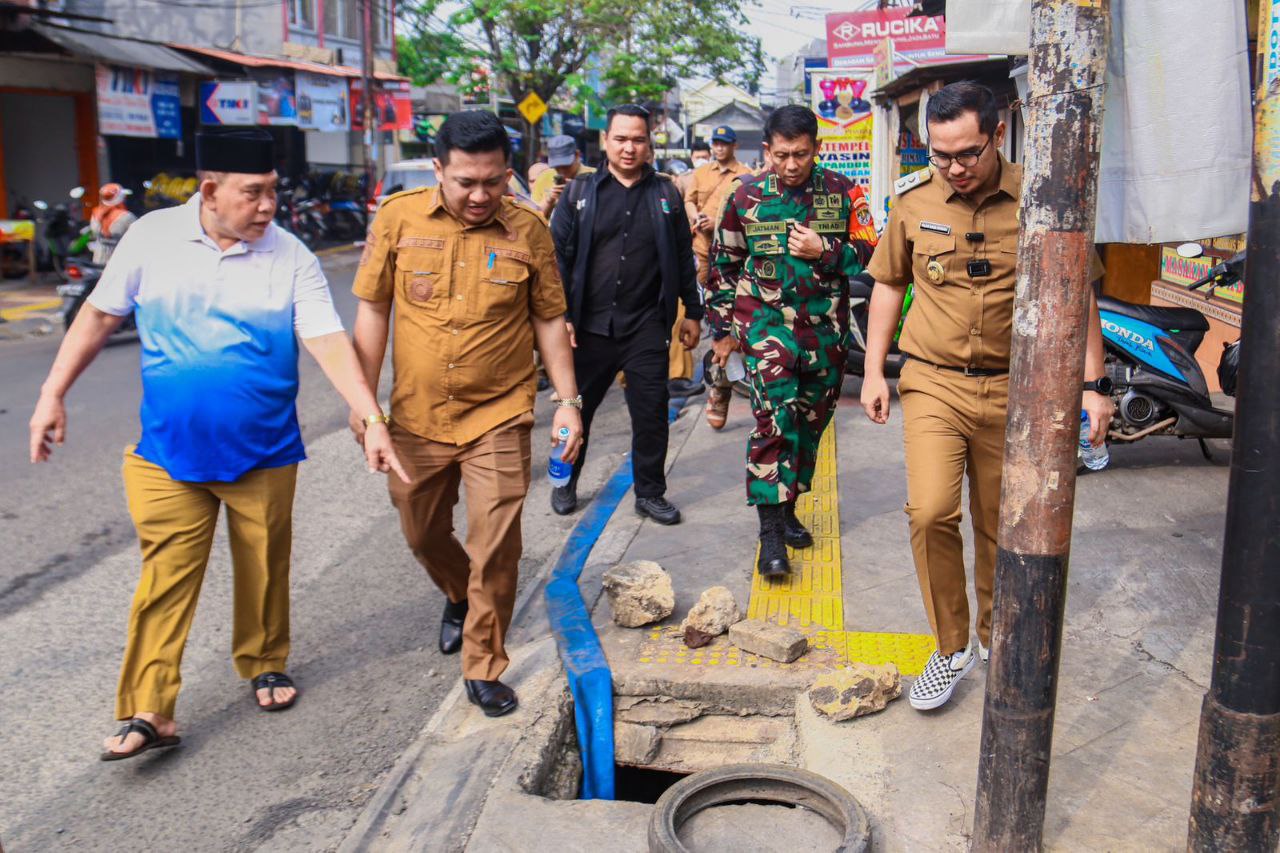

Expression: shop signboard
xmin=252 ymin=70 xmax=299 ymax=126
xmin=200 ymin=81 xmax=258 ymax=126
xmin=296 ymin=72 xmax=350 ymax=132
xmin=826 ymin=8 xmax=982 ymax=69
xmin=809 ymin=70 xmax=873 ymax=139
xmin=96 ymin=64 xmax=181 ymax=139
xmin=350 ymin=79 xmax=412 ymax=132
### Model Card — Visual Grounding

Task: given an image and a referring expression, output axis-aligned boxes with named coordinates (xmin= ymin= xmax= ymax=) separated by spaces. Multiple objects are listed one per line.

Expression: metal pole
xmin=1187 ymin=1 xmax=1280 ymax=847
xmin=360 ymin=0 xmax=377 ymax=199
xmin=971 ymin=1 xmax=1111 ymax=849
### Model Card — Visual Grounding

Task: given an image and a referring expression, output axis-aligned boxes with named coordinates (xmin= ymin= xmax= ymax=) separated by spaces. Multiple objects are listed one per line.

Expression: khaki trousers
xmin=669 ymin=300 xmax=693 ymax=381
xmin=117 ymin=449 xmax=297 ymax=720
xmin=898 ymin=360 xmax=1008 ymax=656
xmin=387 ymin=413 xmax=533 ymax=681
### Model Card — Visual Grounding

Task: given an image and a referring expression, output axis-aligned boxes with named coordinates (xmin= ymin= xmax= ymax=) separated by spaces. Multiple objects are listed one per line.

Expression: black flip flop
xmin=100 ymin=717 xmax=181 ymax=762
xmin=251 ymin=671 xmax=298 ymax=712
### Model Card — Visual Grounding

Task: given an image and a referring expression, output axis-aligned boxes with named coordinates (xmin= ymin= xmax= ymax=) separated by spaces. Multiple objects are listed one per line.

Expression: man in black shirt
xmin=549 ymin=104 xmax=702 ymax=524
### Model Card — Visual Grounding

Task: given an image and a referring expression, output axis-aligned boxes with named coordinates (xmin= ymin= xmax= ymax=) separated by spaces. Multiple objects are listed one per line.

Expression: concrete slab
xmin=341 ymin=369 xmax=1231 ymax=851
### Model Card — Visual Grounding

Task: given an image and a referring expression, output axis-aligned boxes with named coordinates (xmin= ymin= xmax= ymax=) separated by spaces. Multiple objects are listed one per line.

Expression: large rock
xmin=680 ymin=586 xmax=741 ymax=648
xmin=808 ymin=663 xmax=902 ymax=721
xmin=601 ymin=560 xmax=674 ymax=627
xmin=728 ymin=619 xmax=808 ymax=663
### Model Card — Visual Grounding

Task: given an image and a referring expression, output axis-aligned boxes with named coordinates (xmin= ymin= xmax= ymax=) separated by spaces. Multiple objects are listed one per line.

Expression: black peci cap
xmin=196 ymin=127 xmax=275 ymax=174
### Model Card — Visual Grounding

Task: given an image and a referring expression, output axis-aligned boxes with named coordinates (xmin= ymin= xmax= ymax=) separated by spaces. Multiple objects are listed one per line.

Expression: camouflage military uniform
xmin=709 ymin=165 xmax=868 ymax=505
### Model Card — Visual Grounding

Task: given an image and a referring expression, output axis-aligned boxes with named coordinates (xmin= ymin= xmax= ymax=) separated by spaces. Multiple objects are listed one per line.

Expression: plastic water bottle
xmin=1079 ymin=410 xmax=1110 ymax=471
xmin=548 ymin=427 xmax=573 ymax=486
xmin=725 ymin=352 xmax=747 ymax=383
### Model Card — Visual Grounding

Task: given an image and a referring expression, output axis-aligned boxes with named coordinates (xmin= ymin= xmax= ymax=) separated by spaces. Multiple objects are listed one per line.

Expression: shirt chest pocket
xmin=395 ymin=240 xmax=449 ymax=309
xmin=474 ymin=246 xmax=531 ymax=320
xmin=911 ymin=233 xmax=958 ymax=286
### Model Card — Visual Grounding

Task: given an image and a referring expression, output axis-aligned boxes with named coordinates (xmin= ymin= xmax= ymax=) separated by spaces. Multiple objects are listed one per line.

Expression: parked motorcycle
xmin=845 ymin=273 xmax=909 ymax=378
xmin=276 ymin=177 xmax=327 ymax=248
xmin=57 ymin=258 xmax=136 ymax=335
xmin=1097 ymin=247 xmax=1239 ymax=458
xmin=37 ymin=186 xmax=94 ymax=279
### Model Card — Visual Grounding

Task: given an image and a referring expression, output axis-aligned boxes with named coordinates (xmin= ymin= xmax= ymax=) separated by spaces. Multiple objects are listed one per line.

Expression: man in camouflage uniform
xmin=708 ymin=105 xmax=869 ymax=578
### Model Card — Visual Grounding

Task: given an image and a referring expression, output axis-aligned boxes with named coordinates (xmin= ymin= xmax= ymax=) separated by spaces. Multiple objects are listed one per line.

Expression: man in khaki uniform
xmin=685 ymin=125 xmax=752 ymax=422
xmin=860 ymin=81 xmax=1114 ymax=712
xmin=351 ymin=111 xmax=583 ymax=717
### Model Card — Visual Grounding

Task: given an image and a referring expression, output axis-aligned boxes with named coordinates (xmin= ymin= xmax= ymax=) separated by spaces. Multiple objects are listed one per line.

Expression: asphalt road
xmin=0 ymin=250 xmax=638 ymax=851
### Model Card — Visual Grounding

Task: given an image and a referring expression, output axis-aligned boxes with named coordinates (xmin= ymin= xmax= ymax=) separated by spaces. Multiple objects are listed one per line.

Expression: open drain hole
xmin=648 ymin=764 xmax=870 ymax=853
xmin=615 ymin=765 xmax=690 ymax=804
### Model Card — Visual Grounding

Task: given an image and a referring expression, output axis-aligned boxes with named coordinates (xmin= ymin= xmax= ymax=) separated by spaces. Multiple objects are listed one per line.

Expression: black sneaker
xmin=551 ymin=484 xmax=577 ymax=515
xmin=636 ymin=496 xmax=681 ymax=525
xmin=667 ymin=378 xmax=705 ymax=398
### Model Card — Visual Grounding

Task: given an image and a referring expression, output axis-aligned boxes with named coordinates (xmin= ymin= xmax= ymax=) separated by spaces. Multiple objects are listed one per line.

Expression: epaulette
xmin=382 ymin=185 xmax=431 ymax=206
xmin=894 ymin=167 xmax=932 ymax=196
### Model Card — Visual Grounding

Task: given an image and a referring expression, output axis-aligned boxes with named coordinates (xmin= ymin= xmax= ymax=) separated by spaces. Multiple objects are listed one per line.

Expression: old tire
xmin=648 ymin=763 xmax=870 ymax=853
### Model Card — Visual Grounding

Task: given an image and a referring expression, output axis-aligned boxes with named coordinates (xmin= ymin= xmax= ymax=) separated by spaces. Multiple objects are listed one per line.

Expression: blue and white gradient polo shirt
xmin=89 ymin=193 xmax=344 ymax=482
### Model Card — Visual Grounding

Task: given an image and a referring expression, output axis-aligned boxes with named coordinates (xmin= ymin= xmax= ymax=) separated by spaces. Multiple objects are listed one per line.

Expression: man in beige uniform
xmin=351 ymin=111 xmax=583 ymax=717
xmin=860 ymin=82 xmax=1114 ymax=711
xmin=685 ymin=125 xmax=751 ymax=423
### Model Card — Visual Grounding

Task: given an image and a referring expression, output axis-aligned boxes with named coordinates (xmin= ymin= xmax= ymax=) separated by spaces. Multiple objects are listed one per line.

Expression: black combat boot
xmin=783 ymin=500 xmax=813 ymax=550
xmin=756 ymin=504 xmax=791 ymax=579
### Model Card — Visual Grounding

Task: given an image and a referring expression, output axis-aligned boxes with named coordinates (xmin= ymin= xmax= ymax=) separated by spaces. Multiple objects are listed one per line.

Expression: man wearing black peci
xmin=549 ymin=103 xmax=703 ymax=524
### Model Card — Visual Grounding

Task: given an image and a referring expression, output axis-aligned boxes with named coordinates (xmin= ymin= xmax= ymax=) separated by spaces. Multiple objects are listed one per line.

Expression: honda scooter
xmin=57 ymin=258 xmax=136 ymax=336
xmin=1097 ymin=247 xmax=1238 ymax=458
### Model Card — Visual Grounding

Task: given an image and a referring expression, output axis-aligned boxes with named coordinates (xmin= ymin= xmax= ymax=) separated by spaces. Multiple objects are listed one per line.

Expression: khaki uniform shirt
xmin=353 ymin=187 xmax=567 ymax=445
xmin=868 ymin=155 xmax=1102 ymax=370
xmin=687 ymin=159 xmax=752 ymax=260
xmin=531 ymin=164 xmax=596 ymax=209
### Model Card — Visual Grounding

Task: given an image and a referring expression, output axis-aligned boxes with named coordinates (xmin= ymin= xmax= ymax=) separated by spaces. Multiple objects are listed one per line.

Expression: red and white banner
xmin=826 ymin=8 xmax=979 ymax=69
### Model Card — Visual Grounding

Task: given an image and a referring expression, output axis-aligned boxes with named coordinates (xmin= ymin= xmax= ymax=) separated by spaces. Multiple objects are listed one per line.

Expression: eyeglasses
xmin=927 ymin=136 xmax=991 ymax=169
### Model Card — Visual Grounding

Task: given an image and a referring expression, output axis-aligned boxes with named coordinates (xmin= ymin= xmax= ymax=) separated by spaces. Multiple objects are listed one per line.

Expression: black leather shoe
xmin=551 ymin=484 xmax=577 ymax=515
xmin=783 ymin=501 xmax=813 ymax=550
xmin=464 ymin=679 xmax=519 ymax=717
xmin=757 ymin=504 xmax=791 ymax=578
xmin=440 ymin=599 xmax=467 ymax=655
xmin=636 ymin=496 xmax=681 ymax=525
xmin=667 ymin=377 xmax=705 ymax=398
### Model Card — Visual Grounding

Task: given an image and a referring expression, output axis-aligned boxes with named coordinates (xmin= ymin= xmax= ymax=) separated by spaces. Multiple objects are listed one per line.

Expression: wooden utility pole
xmin=1187 ymin=2 xmax=1280 ymax=847
xmin=360 ymin=0 xmax=377 ymax=198
xmin=971 ymin=1 xmax=1111 ymax=849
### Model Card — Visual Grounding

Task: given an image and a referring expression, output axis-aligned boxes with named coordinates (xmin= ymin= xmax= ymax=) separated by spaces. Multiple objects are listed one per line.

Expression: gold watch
xmin=364 ymin=413 xmax=392 ymax=427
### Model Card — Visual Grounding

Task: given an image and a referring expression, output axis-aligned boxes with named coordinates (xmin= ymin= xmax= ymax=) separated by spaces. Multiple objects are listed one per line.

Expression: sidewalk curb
xmin=338 ymin=399 xmax=706 ymax=851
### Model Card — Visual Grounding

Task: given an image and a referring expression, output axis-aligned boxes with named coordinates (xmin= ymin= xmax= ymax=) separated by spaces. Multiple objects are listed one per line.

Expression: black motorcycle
xmin=57 ymin=258 xmax=135 ymax=336
xmin=845 ymin=273 xmax=907 ymax=378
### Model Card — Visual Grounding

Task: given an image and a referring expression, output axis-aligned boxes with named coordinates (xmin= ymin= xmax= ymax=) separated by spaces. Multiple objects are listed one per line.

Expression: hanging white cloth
xmin=945 ymin=0 xmax=1251 ymax=243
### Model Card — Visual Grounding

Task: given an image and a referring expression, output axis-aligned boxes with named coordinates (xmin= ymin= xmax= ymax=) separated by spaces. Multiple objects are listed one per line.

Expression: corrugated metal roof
xmin=32 ymin=23 xmax=215 ymax=74
xmin=173 ymin=43 xmax=408 ymax=82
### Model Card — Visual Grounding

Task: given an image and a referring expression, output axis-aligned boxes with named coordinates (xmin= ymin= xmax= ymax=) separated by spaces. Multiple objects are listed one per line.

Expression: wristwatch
xmin=1083 ymin=377 xmax=1114 ymax=395
xmin=364 ymin=413 xmax=392 ymax=426
xmin=556 ymin=395 xmax=584 ymax=409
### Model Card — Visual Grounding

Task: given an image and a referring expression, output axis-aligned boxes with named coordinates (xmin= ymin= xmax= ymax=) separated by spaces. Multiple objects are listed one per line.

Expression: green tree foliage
xmin=397 ymin=0 xmax=764 ymax=110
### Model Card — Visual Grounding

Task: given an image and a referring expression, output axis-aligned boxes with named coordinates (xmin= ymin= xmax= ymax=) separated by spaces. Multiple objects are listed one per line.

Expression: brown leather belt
xmin=904 ymin=354 xmax=1008 ymax=377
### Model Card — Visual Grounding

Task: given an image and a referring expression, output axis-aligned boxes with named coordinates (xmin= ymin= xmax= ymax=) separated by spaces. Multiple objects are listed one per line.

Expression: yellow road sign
xmin=517 ymin=91 xmax=547 ymax=125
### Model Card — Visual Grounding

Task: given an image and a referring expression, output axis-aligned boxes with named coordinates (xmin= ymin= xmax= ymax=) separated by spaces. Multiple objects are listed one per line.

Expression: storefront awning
xmin=31 ymin=23 xmax=215 ymax=75
xmin=172 ymin=44 xmax=408 ymax=83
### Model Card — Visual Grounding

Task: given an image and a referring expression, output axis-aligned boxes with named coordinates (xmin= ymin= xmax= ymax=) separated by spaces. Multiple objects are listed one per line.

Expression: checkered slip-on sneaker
xmin=909 ymin=646 xmax=976 ymax=711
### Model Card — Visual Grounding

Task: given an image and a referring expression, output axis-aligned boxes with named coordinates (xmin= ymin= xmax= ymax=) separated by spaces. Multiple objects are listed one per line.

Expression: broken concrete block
xmin=683 ymin=626 xmax=716 ymax=648
xmin=614 ymin=721 xmax=661 ymax=765
xmin=680 ymin=586 xmax=741 ymax=646
xmin=615 ymin=696 xmax=705 ymax=727
xmin=601 ymin=560 xmax=674 ymax=627
xmin=727 ymin=619 xmax=808 ymax=663
xmin=808 ymin=663 xmax=902 ymax=721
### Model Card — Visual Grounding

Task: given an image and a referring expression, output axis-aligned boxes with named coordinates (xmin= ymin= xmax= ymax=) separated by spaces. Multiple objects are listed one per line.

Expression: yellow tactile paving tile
xmin=631 ymin=424 xmax=937 ymax=677
xmin=635 ymin=626 xmax=934 ymax=676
